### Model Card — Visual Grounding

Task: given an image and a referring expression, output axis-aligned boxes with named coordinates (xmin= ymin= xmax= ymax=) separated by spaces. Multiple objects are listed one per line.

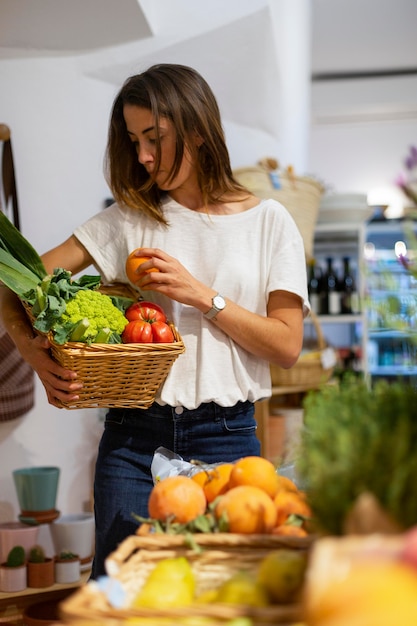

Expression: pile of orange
xmin=141 ymin=456 xmax=312 ymax=536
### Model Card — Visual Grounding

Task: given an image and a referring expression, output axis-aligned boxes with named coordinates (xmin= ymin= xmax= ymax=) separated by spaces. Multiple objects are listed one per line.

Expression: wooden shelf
xmin=0 ymin=569 xmax=90 ymax=623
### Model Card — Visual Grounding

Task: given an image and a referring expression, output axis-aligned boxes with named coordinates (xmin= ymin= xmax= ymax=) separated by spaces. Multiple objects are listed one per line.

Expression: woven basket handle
xmin=309 ymin=310 xmax=326 ymax=351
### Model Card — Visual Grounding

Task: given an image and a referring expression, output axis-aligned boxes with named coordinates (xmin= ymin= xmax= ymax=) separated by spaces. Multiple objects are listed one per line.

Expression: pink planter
xmin=0 ymin=562 xmax=27 ymax=592
xmin=0 ymin=522 xmax=39 ymax=562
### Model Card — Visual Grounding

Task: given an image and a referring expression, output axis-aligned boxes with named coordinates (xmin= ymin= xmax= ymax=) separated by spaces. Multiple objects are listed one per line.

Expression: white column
xmin=268 ymin=0 xmax=312 ymax=175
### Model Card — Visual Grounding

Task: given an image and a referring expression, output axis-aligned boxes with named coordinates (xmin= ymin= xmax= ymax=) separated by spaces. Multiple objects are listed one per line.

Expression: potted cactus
xmin=27 ymin=545 xmax=54 ymax=588
xmin=0 ymin=545 xmax=27 ymax=592
xmin=54 ymin=550 xmax=80 ymax=584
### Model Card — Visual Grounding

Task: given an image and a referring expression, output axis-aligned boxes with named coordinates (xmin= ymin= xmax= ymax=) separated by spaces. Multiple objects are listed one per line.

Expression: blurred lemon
xmin=132 ymin=556 xmax=195 ymax=608
xmin=194 ymin=589 xmax=219 ymax=604
xmin=215 ymin=571 xmax=269 ymax=607
xmin=257 ymin=549 xmax=307 ymax=603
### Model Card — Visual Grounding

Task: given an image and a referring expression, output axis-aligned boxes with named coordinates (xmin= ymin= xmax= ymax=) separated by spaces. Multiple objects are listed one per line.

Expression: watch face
xmin=213 ymin=295 xmax=225 ymax=310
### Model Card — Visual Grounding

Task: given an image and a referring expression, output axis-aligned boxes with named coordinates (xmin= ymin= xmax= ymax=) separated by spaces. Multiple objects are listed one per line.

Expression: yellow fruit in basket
xmin=257 ymin=549 xmax=308 ymax=604
xmin=228 ymin=456 xmax=280 ymax=497
xmin=304 ymin=560 xmax=417 ymax=626
xmin=215 ymin=571 xmax=269 ymax=607
xmin=194 ymin=588 xmax=220 ymax=604
xmin=132 ymin=556 xmax=195 ymax=608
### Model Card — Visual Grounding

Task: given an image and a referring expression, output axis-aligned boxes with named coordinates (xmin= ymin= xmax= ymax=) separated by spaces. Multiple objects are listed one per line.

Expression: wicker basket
xmin=270 ymin=312 xmax=334 ymax=388
xmin=60 ymin=533 xmax=312 ymax=625
xmin=23 ymin=284 xmax=185 ymax=410
xmin=233 ymin=159 xmax=324 ymax=260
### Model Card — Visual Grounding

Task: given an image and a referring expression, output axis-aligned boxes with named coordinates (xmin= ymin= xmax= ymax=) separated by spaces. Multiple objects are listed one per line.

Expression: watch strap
xmin=204 ymin=293 xmax=226 ymax=319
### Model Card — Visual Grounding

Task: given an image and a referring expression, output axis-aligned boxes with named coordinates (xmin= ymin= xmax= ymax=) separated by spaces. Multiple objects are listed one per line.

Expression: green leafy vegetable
xmin=0 ymin=211 xmax=47 ymax=281
xmin=0 ymin=248 xmax=43 ymax=297
xmin=52 ymin=288 xmax=128 ymax=344
xmin=22 ymin=268 xmax=102 ymax=337
xmin=297 ymin=377 xmax=417 ymax=535
xmin=0 ymin=211 xmax=134 ymax=345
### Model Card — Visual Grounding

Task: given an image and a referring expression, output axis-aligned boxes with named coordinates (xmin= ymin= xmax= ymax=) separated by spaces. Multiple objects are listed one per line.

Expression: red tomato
xmin=122 ymin=320 xmax=174 ymax=344
xmin=125 ymin=301 xmax=167 ymax=323
xmin=137 ymin=301 xmax=166 ymax=314
xmin=151 ymin=321 xmax=175 ymax=343
xmin=122 ymin=320 xmax=153 ymax=343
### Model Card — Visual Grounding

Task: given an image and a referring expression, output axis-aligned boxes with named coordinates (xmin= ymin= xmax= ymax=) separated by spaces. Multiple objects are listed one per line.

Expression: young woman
xmin=0 ymin=64 xmax=309 ymax=577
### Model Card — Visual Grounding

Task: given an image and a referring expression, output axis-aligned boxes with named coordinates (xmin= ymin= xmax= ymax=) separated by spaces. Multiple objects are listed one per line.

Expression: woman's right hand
xmin=23 ymin=334 xmax=82 ymax=407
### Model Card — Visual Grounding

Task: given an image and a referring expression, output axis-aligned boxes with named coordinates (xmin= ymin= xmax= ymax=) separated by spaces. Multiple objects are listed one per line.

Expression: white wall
xmin=0 ymin=56 xmax=115 ymax=521
xmin=310 ymin=74 xmax=417 ymax=216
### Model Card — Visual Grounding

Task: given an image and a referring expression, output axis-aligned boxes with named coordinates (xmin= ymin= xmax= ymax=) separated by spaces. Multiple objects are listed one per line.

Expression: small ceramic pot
xmin=50 ymin=513 xmax=94 ymax=564
xmin=13 ymin=466 xmax=60 ymax=524
xmin=0 ymin=561 xmax=27 ymax=592
xmin=0 ymin=522 xmax=39 ymax=562
xmin=54 ymin=554 xmax=80 ymax=584
xmin=27 ymin=558 xmax=55 ymax=588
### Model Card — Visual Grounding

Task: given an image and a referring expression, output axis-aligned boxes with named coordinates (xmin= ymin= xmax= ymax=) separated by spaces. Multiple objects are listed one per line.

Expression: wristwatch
xmin=204 ymin=293 xmax=226 ymax=320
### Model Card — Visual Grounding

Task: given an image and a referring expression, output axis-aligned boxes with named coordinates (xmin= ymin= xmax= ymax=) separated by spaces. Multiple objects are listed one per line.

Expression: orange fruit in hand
xmin=148 ymin=476 xmax=207 ymax=524
xmin=126 ymin=249 xmax=159 ymax=283
xmin=191 ymin=463 xmax=234 ymax=503
xmin=215 ymin=485 xmax=277 ymax=533
xmin=228 ymin=456 xmax=280 ymax=498
xmin=273 ymin=490 xmax=312 ymax=527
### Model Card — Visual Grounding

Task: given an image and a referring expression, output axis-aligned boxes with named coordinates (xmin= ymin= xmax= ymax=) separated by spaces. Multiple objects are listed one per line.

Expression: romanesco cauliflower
xmin=57 ymin=289 xmax=128 ymax=343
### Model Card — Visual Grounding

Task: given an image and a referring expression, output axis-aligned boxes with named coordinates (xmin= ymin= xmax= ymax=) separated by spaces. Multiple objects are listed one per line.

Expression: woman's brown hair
xmin=105 ymin=63 xmax=249 ymax=223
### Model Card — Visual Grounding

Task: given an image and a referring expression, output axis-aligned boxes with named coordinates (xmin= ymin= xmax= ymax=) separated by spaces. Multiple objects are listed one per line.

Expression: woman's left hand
xmin=128 ymin=247 xmax=208 ymax=307
xmin=132 ymin=247 xmax=304 ymax=368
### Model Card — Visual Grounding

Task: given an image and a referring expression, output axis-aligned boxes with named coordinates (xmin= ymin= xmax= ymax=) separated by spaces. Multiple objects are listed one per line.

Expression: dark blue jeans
xmin=91 ymin=400 xmax=260 ymax=578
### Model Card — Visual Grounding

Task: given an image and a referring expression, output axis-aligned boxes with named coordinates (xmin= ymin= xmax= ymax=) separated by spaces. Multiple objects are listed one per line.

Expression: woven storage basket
xmin=233 ymin=159 xmax=324 ymax=260
xmin=23 ymin=284 xmax=185 ymax=410
xmin=61 ymin=533 xmax=312 ymax=625
xmin=270 ymin=312 xmax=334 ymax=388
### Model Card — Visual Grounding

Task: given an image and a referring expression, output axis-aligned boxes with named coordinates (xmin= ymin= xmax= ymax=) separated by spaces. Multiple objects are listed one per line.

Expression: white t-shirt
xmin=74 ymin=196 xmax=309 ymax=409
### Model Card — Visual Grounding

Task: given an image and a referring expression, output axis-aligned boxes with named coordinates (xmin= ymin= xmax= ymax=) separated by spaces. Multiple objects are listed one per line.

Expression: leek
xmin=0 ymin=211 xmax=47 ymax=281
xmin=0 ymin=248 xmax=42 ymax=297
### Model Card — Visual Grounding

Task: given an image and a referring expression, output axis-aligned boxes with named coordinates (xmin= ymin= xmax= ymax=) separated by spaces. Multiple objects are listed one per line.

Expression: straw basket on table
xmin=270 ymin=312 xmax=335 ymax=389
xmin=23 ymin=284 xmax=185 ymax=410
xmin=233 ymin=158 xmax=324 ymax=260
xmin=60 ymin=533 xmax=313 ymax=625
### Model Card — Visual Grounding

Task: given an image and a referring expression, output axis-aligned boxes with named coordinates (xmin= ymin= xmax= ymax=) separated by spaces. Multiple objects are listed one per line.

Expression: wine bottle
xmin=324 ymin=257 xmax=341 ymax=315
xmin=341 ymin=257 xmax=359 ymax=314
xmin=341 ymin=257 xmax=353 ymax=314
xmin=307 ymin=259 xmax=320 ymax=315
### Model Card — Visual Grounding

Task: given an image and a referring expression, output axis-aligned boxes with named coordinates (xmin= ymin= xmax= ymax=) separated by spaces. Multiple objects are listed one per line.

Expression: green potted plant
xmin=27 ymin=544 xmax=54 ymax=588
xmin=54 ymin=550 xmax=80 ymax=584
xmin=0 ymin=545 xmax=27 ymax=592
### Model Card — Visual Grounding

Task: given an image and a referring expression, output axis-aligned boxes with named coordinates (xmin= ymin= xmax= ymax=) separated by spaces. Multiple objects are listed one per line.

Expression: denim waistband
xmin=106 ymin=399 xmax=253 ymax=423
